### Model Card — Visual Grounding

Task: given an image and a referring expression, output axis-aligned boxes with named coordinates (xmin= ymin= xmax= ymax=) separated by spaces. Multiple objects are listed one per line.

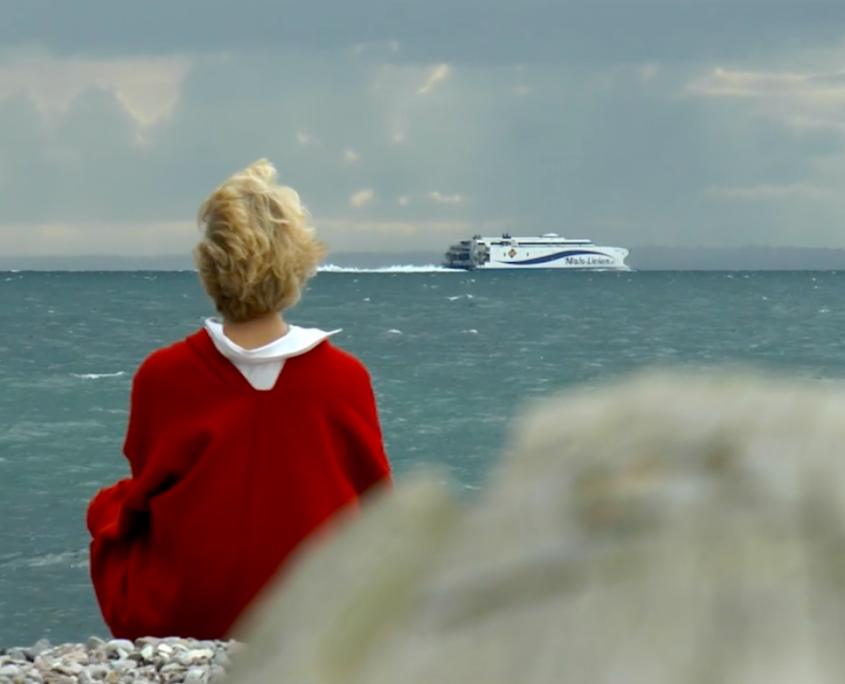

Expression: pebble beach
xmin=0 ymin=637 xmax=241 ymax=684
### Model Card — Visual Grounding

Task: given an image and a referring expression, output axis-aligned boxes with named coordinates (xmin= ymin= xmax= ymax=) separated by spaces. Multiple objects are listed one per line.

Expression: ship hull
xmin=443 ymin=244 xmax=630 ymax=271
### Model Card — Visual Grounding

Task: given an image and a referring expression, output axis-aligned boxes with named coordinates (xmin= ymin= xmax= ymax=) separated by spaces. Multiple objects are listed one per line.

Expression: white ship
xmin=442 ymin=233 xmax=630 ymax=271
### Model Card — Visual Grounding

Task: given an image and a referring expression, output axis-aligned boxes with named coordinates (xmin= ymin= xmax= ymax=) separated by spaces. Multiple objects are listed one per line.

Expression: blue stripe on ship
xmin=496 ymin=249 xmax=609 ymax=266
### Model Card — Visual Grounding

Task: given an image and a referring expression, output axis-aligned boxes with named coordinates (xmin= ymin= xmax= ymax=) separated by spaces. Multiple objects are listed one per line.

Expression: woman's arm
xmin=342 ymin=362 xmax=393 ymax=497
xmin=86 ymin=352 xmax=158 ymax=538
xmin=86 ymin=352 xmax=189 ymax=639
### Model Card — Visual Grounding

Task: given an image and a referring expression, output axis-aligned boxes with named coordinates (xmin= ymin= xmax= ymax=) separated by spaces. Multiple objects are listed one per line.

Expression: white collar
xmin=204 ymin=318 xmax=340 ymax=365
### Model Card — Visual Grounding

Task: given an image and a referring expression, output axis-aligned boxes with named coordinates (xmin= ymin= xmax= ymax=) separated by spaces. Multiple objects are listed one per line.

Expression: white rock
xmin=184 ymin=667 xmax=209 ymax=684
xmin=32 ymin=639 xmax=51 ymax=656
xmin=226 ymin=369 xmax=845 ymax=684
xmin=86 ymin=637 xmax=105 ymax=650
xmin=178 ymin=648 xmax=214 ymax=666
xmin=111 ymin=659 xmax=135 ymax=673
xmin=4 ymin=649 xmax=25 ymax=663
xmin=134 ymin=637 xmax=160 ymax=648
xmin=159 ymin=662 xmax=184 ymax=675
xmin=0 ymin=666 xmax=19 ymax=678
xmin=56 ymin=662 xmax=84 ymax=675
xmin=105 ymin=640 xmax=134 ymax=660
xmin=86 ymin=663 xmax=110 ymax=679
xmin=65 ymin=650 xmax=90 ymax=665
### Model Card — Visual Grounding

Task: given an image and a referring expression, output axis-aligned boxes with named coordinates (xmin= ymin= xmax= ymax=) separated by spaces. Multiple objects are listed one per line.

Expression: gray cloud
xmin=3 ymin=1 xmax=845 ymax=66
xmin=1 ymin=0 xmax=845 ymax=256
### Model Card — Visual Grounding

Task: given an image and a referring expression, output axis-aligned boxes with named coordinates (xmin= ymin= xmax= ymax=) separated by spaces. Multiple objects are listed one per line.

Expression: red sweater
xmin=86 ymin=328 xmax=391 ymax=640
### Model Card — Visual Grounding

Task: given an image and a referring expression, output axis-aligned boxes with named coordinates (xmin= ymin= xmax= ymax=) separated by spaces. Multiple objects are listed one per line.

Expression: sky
xmin=2 ymin=0 xmax=845 ymax=259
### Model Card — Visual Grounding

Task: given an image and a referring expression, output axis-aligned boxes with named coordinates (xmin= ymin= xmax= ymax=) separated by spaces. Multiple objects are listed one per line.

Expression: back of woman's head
xmin=193 ymin=159 xmax=326 ymax=322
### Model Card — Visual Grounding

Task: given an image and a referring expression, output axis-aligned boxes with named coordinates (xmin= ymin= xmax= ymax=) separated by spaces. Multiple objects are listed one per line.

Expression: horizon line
xmin=4 ymin=245 xmax=845 ymax=259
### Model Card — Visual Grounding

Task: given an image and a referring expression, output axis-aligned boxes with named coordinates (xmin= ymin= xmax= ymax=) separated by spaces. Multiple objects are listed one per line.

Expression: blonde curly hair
xmin=193 ymin=159 xmax=327 ymax=322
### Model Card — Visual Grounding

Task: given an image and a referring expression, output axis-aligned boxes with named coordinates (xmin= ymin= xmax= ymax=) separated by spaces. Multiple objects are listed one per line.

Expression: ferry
xmin=442 ymin=233 xmax=630 ymax=270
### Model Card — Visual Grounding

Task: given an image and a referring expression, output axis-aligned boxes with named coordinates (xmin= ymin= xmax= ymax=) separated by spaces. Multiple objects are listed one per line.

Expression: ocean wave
xmin=2 ymin=549 xmax=88 ymax=570
xmin=72 ymin=372 xmax=126 ymax=379
xmin=318 ymin=264 xmax=453 ymax=274
xmin=0 ymin=420 xmax=104 ymax=443
xmin=91 ymin=407 xmax=129 ymax=415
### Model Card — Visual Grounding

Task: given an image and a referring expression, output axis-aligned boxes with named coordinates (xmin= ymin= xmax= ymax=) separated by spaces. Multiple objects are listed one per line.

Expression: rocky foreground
xmin=0 ymin=637 xmax=241 ymax=684
xmin=223 ymin=369 xmax=845 ymax=683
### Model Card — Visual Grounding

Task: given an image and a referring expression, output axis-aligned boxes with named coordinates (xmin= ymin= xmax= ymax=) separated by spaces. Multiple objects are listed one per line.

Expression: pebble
xmin=183 ymin=668 xmax=207 ymax=684
xmin=5 ymin=648 xmax=27 ymax=663
xmin=0 ymin=637 xmax=242 ymax=684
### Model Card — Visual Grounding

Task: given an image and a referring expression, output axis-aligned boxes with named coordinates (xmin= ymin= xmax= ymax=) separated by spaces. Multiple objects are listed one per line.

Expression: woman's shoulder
xmin=298 ymin=338 xmax=373 ymax=382
xmin=294 ymin=342 xmax=376 ymax=410
xmin=313 ymin=337 xmax=360 ymax=361
xmin=135 ymin=331 xmax=209 ymax=382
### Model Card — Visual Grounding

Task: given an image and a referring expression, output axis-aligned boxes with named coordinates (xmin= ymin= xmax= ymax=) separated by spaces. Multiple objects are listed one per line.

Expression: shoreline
xmin=0 ymin=636 xmax=242 ymax=684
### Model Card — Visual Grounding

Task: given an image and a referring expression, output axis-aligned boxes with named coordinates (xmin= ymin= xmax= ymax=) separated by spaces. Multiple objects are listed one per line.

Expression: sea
xmin=2 ymin=267 xmax=845 ymax=646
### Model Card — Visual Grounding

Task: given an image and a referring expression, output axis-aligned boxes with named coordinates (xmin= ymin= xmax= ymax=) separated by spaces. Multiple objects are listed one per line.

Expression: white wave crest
xmin=72 ymin=372 xmax=127 ymax=379
xmin=318 ymin=264 xmax=453 ymax=274
xmin=3 ymin=549 xmax=88 ymax=570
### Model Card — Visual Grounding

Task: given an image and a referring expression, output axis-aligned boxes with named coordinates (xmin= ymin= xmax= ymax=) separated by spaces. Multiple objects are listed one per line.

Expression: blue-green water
xmin=2 ymin=269 xmax=845 ymax=646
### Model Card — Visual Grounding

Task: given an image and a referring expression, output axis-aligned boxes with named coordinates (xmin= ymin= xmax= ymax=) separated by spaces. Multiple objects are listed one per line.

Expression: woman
xmin=86 ymin=159 xmax=392 ymax=640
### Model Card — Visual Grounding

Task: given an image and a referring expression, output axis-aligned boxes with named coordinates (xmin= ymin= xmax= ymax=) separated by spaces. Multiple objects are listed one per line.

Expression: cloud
xmin=640 ymin=63 xmax=660 ymax=83
xmin=430 ymin=191 xmax=463 ymax=204
xmin=315 ymin=217 xmax=510 ymax=252
xmin=686 ymin=66 xmax=845 ymax=100
xmin=704 ymin=183 xmax=834 ymax=201
xmin=6 ymin=0 xmax=845 ymax=68
xmin=0 ymin=220 xmax=197 ymax=256
xmin=0 ymin=217 xmax=492 ymax=255
xmin=684 ymin=60 xmax=845 ymax=136
xmin=349 ymin=189 xmax=375 ymax=208
xmin=0 ymin=49 xmax=190 ymax=129
xmin=418 ymin=64 xmax=452 ymax=95
xmin=352 ymin=39 xmax=401 ymax=58
xmin=0 ymin=41 xmax=840 ymax=253
xmin=5 ymin=2 xmax=845 ymax=256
